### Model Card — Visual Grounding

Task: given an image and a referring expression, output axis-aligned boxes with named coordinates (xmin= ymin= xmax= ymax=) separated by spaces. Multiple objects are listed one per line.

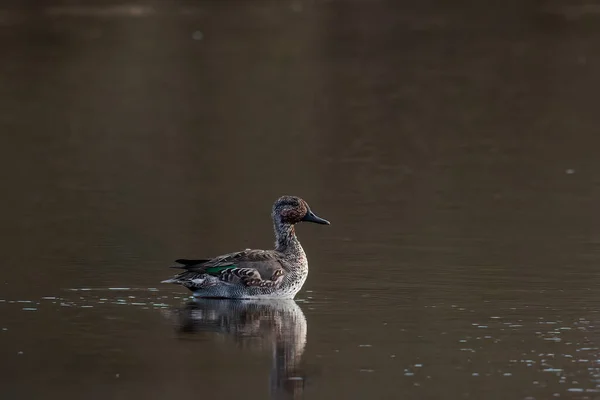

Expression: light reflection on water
xmin=2 ymin=289 xmax=600 ymax=398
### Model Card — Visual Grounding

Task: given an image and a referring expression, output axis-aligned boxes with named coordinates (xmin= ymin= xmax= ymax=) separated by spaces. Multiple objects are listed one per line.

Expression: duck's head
xmin=272 ymin=195 xmax=330 ymax=226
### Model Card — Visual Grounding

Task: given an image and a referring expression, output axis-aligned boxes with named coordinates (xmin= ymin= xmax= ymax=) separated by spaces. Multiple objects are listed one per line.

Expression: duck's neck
xmin=273 ymin=220 xmax=304 ymax=257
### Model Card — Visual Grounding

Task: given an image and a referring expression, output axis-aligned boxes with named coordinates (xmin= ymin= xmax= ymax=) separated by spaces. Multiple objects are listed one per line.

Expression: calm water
xmin=2 ymin=1 xmax=600 ymax=399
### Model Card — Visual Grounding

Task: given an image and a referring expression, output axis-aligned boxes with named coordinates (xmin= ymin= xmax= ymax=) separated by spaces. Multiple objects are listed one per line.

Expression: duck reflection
xmin=173 ymin=299 xmax=308 ymax=399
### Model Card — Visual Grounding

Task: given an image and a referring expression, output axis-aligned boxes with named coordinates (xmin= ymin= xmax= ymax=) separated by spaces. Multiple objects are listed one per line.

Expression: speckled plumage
xmin=162 ymin=196 xmax=330 ymax=299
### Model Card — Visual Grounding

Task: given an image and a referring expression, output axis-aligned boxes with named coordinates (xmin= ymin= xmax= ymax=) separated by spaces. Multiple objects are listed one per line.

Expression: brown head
xmin=272 ymin=195 xmax=330 ymax=226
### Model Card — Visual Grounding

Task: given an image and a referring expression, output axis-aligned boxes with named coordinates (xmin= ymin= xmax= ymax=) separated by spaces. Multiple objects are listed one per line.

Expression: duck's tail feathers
xmin=171 ymin=259 xmax=210 ymax=269
xmin=161 ymin=272 xmax=213 ymax=291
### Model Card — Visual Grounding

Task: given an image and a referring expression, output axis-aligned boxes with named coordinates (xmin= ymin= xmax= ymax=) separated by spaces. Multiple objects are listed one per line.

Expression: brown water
xmin=2 ymin=1 xmax=600 ymax=399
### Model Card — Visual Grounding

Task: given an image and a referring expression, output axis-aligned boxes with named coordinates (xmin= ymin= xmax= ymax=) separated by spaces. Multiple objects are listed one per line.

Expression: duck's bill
xmin=302 ymin=209 xmax=330 ymax=225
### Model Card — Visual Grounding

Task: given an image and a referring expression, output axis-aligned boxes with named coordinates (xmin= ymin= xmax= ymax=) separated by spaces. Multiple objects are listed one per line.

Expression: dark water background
xmin=2 ymin=1 xmax=600 ymax=399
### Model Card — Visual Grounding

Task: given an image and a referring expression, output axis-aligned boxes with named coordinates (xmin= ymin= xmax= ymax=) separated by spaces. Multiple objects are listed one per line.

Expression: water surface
xmin=2 ymin=1 xmax=600 ymax=399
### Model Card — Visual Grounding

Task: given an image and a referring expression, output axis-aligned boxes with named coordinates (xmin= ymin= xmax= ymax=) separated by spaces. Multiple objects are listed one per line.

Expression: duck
xmin=161 ymin=195 xmax=330 ymax=299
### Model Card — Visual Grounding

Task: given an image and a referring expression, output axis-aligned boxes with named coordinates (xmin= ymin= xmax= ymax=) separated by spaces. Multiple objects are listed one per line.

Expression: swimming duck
xmin=161 ymin=195 xmax=330 ymax=299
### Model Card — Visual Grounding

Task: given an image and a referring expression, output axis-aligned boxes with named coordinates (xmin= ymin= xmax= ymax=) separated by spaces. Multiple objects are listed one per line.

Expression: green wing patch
xmin=205 ymin=265 xmax=236 ymax=275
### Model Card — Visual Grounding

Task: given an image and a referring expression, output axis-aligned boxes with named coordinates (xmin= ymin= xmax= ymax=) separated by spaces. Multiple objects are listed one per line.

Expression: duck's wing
xmin=170 ymin=249 xmax=287 ymax=284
